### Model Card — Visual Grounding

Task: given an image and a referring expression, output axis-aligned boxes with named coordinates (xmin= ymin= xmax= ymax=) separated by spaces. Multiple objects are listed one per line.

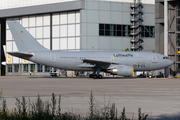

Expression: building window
xmin=176 ymin=63 xmax=180 ymax=73
xmin=99 ymin=24 xmax=154 ymax=38
xmin=177 ymin=55 xmax=180 ymax=62
xmin=177 ymin=33 xmax=180 ymax=46
xmin=45 ymin=66 xmax=51 ymax=72
xmin=177 ymin=3 xmax=180 ymax=16
xmin=14 ymin=64 xmax=19 ymax=73
xmin=145 ymin=26 xmax=150 ymax=37
xmin=99 ymin=24 xmax=104 ymax=36
xmin=105 ymin=24 xmax=110 ymax=36
xmin=122 ymin=25 xmax=130 ymax=37
xmin=23 ymin=64 xmax=28 ymax=72
xmin=52 ymin=11 xmax=80 ymax=51
xmin=150 ymin=26 xmax=155 ymax=37
xmin=7 ymin=64 xmax=12 ymax=72
xmin=141 ymin=26 xmax=144 ymax=37
xmin=177 ymin=48 xmax=180 ymax=73
xmin=141 ymin=26 xmax=155 ymax=38
xmin=30 ymin=64 xmax=35 ymax=72
xmin=110 ymin=24 xmax=116 ymax=36
xmin=177 ymin=18 xmax=180 ymax=31
xmin=117 ymin=25 xmax=122 ymax=36
xmin=37 ymin=64 xmax=43 ymax=72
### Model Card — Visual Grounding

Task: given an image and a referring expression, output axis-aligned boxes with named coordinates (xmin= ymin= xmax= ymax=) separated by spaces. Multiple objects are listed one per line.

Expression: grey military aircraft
xmin=7 ymin=21 xmax=174 ymax=79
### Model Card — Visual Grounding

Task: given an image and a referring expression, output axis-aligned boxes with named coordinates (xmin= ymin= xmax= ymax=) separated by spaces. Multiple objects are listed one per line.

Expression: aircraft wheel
xmin=149 ymin=75 xmax=152 ymax=79
xmin=98 ymin=75 xmax=103 ymax=79
xmin=93 ymin=75 xmax=97 ymax=79
xmin=89 ymin=74 xmax=93 ymax=78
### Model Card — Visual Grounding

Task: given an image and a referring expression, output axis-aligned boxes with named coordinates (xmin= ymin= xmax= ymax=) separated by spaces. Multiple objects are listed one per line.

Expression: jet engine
xmin=107 ymin=66 xmax=134 ymax=76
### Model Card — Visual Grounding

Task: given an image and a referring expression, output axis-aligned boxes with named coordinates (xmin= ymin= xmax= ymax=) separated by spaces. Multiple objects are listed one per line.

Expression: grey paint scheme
xmin=7 ymin=21 xmax=173 ymax=74
xmin=31 ymin=51 xmax=173 ymax=71
xmin=7 ymin=21 xmax=48 ymax=52
xmin=0 ymin=1 xmax=84 ymax=18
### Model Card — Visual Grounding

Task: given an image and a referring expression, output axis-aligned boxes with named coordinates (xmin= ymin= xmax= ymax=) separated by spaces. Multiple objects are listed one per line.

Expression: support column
xmin=164 ymin=0 xmax=168 ymax=56
xmin=50 ymin=13 xmax=52 ymax=50
xmin=164 ymin=0 xmax=168 ymax=78
xmin=0 ymin=19 xmax=1 ymax=76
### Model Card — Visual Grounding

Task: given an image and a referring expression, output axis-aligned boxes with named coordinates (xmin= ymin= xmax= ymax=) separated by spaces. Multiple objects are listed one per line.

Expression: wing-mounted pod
xmin=107 ymin=66 xmax=134 ymax=76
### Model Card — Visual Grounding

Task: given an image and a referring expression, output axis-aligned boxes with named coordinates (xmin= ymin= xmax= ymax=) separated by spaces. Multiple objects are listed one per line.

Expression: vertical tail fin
xmin=7 ymin=21 xmax=49 ymax=52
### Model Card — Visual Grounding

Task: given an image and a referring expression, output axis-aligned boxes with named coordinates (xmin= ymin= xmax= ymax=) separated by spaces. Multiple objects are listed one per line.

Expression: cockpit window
xmin=163 ymin=57 xmax=169 ymax=59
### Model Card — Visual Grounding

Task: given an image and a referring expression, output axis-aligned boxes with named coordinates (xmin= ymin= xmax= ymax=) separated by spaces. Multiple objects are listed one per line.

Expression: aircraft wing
xmin=7 ymin=52 xmax=33 ymax=60
xmin=83 ymin=59 xmax=118 ymax=66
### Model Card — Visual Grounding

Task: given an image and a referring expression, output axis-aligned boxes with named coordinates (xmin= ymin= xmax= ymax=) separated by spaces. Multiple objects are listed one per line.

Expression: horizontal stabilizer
xmin=8 ymin=52 xmax=33 ymax=60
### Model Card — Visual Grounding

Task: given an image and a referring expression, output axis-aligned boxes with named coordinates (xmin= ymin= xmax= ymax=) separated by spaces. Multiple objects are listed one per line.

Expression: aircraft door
xmin=50 ymin=53 xmax=56 ymax=62
xmin=152 ymin=54 xmax=157 ymax=63
xmin=76 ymin=57 xmax=79 ymax=63
xmin=76 ymin=57 xmax=83 ymax=63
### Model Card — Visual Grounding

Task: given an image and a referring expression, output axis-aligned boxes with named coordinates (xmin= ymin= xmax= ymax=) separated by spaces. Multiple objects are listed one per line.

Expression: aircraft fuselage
xmin=30 ymin=51 xmax=173 ymax=71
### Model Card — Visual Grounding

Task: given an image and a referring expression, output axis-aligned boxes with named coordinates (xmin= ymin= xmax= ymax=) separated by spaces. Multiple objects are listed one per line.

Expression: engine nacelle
xmin=107 ymin=66 xmax=134 ymax=76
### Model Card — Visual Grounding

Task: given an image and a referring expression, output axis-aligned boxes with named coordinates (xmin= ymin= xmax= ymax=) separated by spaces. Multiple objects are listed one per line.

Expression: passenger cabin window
xmin=163 ymin=57 xmax=169 ymax=59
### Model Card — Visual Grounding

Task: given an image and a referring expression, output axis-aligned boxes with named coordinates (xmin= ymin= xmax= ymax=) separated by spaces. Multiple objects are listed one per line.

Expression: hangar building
xmin=155 ymin=0 xmax=180 ymax=75
xmin=0 ymin=0 xmax=155 ymax=76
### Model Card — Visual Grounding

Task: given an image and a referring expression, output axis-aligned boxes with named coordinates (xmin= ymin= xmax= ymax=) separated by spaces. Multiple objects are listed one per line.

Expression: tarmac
xmin=0 ymin=76 xmax=180 ymax=119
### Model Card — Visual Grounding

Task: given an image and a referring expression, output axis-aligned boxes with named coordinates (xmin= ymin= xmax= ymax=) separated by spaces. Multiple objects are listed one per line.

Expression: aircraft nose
xmin=169 ymin=60 xmax=174 ymax=66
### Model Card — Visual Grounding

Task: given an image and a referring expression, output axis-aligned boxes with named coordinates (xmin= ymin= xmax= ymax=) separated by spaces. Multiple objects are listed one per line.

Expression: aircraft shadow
xmin=28 ymin=76 xmax=139 ymax=80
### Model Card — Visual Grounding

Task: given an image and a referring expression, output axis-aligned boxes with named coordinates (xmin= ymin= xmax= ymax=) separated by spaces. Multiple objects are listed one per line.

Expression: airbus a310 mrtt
xmin=7 ymin=21 xmax=173 ymax=79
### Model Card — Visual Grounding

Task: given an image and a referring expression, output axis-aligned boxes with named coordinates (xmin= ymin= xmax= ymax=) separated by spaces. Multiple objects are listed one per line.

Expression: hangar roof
xmin=0 ymin=0 xmax=154 ymax=11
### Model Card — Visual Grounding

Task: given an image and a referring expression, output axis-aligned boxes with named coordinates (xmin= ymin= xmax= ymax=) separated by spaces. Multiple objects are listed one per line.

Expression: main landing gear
xmin=89 ymin=67 xmax=103 ymax=79
xmin=89 ymin=74 xmax=103 ymax=79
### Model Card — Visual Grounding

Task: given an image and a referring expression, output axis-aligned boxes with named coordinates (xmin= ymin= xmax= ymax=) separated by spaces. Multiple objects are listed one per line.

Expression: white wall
xmin=0 ymin=0 xmax=77 ymax=10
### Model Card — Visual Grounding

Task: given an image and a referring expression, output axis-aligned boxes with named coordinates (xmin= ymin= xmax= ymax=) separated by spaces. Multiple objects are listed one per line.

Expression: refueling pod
xmin=107 ymin=66 xmax=134 ymax=76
